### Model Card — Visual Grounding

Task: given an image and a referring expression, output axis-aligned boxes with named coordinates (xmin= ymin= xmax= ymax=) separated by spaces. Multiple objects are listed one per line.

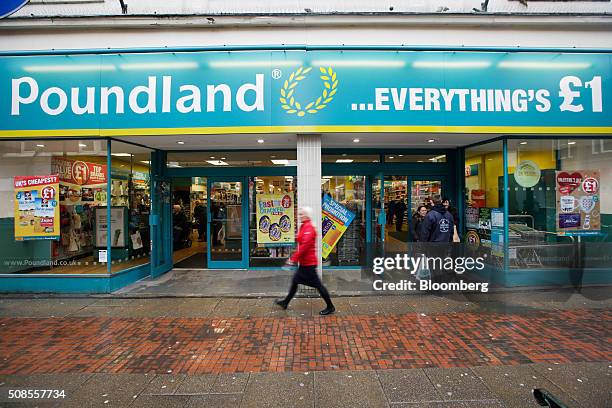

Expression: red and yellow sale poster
xmin=14 ymin=175 xmax=60 ymax=240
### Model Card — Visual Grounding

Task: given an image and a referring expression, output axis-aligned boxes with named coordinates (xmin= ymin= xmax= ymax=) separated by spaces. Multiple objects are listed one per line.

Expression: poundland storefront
xmin=0 ymin=46 xmax=611 ymax=292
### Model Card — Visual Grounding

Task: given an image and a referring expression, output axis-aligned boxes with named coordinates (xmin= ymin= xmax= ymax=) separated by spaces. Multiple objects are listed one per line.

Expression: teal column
xmin=106 ymin=139 xmax=112 ymax=274
xmin=503 ymin=138 xmax=510 ymax=280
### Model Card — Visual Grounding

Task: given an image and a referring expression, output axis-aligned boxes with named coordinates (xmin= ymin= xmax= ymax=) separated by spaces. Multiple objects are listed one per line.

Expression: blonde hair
xmin=300 ymin=206 xmax=313 ymax=219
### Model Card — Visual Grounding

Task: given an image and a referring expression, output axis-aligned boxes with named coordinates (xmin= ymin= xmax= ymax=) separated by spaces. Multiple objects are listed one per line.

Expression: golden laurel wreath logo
xmin=279 ymin=66 xmax=338 ymax=117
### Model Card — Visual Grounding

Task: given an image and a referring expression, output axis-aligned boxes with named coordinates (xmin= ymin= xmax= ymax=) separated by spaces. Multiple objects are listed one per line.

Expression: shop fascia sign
xmin=2 ymin=51 xmax=611 ymax=135
xmin=11 ymin=74 xmax=264 ymax=116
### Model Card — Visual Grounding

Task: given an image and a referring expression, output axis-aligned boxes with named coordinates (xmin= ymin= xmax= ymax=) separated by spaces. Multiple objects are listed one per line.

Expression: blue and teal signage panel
xmin=1 ymin=50 xmax=611 ymax=136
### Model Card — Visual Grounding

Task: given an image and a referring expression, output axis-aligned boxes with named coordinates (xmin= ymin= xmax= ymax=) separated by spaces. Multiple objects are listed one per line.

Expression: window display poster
xmin=556 ymin=170 xmax=600 ymax=235
xmin=478 ymin=207 xmax=492 ymax=245
xmin=52 ymin=157 xmax=107 ymax=205
xmin=14 ymin=175 xmax=60 ymax=240
xmin=321 ymin=194 xmax=355 ymax=259
xmin=464 ymin=207 xmax=479 ymax=229
xmin=256 ymin=193 xmax=295 ymax=245
xmin=95 ymin=207 xmax=126 ymax=248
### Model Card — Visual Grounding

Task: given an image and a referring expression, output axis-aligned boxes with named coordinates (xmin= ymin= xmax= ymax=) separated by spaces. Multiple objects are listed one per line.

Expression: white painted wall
xmin=1 ymin=25 xmax=611 ymax=52
xmin=12 ymin=0 xmax=612 ymax=17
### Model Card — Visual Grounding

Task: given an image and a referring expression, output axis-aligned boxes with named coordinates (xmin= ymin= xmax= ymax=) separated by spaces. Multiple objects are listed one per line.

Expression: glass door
xmin=207 ymin=178 xmax=247 ymax=269
xmin=370 ymin=173 xmax=385 ymax=246
xmin=151 ymin=177 xmax=173 ymax=277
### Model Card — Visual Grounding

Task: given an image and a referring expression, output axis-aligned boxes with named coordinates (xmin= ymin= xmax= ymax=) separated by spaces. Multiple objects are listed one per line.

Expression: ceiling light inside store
xmin=167 ymin=162 xmax=182 ymax=168
xmin=79 ymin=143 xmax=87 ymax=147
xmin=353 ymin=139 xmax=360 ymax=143
xmin=221 ymin=157 xmax=226 ymax=160
xmin=271 ymin=159 xmax=289 ymax=165
xmin=140 ymin=161 xmax=150 ymax=165
xmin=177 ymin=141 xmax=185 ymax=145
xmin=257 ymin=139 xmax=265 ymax=144
xmin=336 ymin=159 xmax=354 ymax=163
xmin=36 ymin=144 xmax=45 ymax=148
xmin=520 ymin=141 xmax=528 ymax=145
xmin=568 ymin=141 xmax=576 ymax=145
xmin=206 ymin=160 xmax=228 ymax=166
xmin=427 ymin=139 xmax=436 ymax=143
xmin=209 ymin=156 xmax=215 ymax=159
xmin=111 ymin=153 xmax=131 ymax=157
xmin=389 ymin=156 xmax=395 ymax=159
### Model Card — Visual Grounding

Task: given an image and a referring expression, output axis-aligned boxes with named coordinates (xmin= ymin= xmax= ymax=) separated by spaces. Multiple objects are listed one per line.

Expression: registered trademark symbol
xmin=272 ymin=69 xmax=282 ymax=79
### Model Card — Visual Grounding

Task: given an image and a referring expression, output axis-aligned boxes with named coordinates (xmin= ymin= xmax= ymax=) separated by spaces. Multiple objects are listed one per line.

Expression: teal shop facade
xmin=0 ymin=46 xmax=611 ymax=293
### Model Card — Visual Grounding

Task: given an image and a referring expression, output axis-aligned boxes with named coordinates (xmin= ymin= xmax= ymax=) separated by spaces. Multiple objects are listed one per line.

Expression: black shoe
xmin=319 ymin=306 xmax=335 ymax=316
xmin=275 ymin=300 xmax=288 ymax=310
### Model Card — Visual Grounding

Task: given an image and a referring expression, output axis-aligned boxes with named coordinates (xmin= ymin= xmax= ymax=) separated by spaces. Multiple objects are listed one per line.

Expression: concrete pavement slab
xmin=210 ymin=373 xmax=249 ymax=394
xmin=424 ymin=367 xmax=492 ymax=402
xmin=314 ymin=370 xmax=389 ymax=408
xmin=0 ymin=299 xmax=96 ymax=318
xmin=531 ymin=362 xmax=612 ymax=408
xmin=377 ymin=368 xmax=441 ymax=403
xmin=390 ymin=401 xmax=503 ymax=407
xmin=241 ymin=372 xmax=313 ymax=408
xmin=128 ymin=395 xmax=191 ymax=408
xmin=187 ymin=394 xmax=243 ymax=407
xmin=59 ymin=373 xmax=153 ymax=408
xmin=141 ymin=374 xmax=186 ymax=395
xmin=472 ymin=363 xmax=581 ymax=408
xmin=174 ymin=374 xmax=216 ymax=394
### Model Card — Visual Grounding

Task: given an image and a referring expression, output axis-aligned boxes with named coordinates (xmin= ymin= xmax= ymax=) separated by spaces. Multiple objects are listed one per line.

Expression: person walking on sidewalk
xmin=276 ymin=206 xmax=336 ymax=315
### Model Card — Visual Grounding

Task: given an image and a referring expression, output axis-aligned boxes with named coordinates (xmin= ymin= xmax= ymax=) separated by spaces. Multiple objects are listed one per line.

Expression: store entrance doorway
xmin=383 ymin=176 xmax=443 ymax=252
xmin=207 ymin=177 xmax=248 ymax=269
xmin=171 ymin=176 xmax=248 ymax=269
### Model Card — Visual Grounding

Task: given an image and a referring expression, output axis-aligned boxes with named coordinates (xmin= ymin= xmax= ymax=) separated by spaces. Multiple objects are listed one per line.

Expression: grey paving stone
xmin=424 ymin=367 xmax=492 ymax=402
xmin=391 ymin=402 xmax=503 ymax=408
xmin=377 ymin=369 xmax=440 ymax=403
xmin=315 ymin=370 xmax=389 ymax=408
xmin=531 ymin=362 xmax=612 ymax=408
xmin=60 ymin=373 xmax=154 ymax=408
xmin=210 ymin=373 xmax=249 ymax=394
xmin=211 ymin=298 xmax=242 ymax=317
xmin=0 ymin=299 xmax=95 ymax=317
xmin=241 ymin=372 xmax=313 ymax=408
xmin=0 ymin=373 xmax=92 ymax=392
xmin=174 ymin=374 xmax=216 ymax=395
xmin=236 ymin=299 xmax=273 ymax=318
xmin=141 ymin=374 xmax=186 ymax=395
xmin=187 ymin=394 xmax=242 ymax=407
xmin=128 ymin=394 xmax=191 ymax=408
xmin=280 ymin=298 xmax=313 ymax=317
xmin=472 ymin=364 xmax=581 ymax=408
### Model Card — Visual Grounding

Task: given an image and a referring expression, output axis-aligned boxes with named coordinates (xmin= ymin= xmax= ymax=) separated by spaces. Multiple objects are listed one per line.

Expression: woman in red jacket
xmin=276 ymin=206 xmax=335 ymax=315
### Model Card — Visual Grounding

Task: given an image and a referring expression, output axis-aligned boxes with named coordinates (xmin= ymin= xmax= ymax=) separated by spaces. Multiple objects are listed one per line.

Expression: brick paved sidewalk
xmin=0 ymin=292 xmax=610 ymax=407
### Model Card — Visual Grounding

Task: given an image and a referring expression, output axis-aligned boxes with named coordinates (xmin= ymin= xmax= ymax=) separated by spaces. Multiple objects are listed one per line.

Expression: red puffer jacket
xmin=290 ymin=218 xmax=318 ymax=266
